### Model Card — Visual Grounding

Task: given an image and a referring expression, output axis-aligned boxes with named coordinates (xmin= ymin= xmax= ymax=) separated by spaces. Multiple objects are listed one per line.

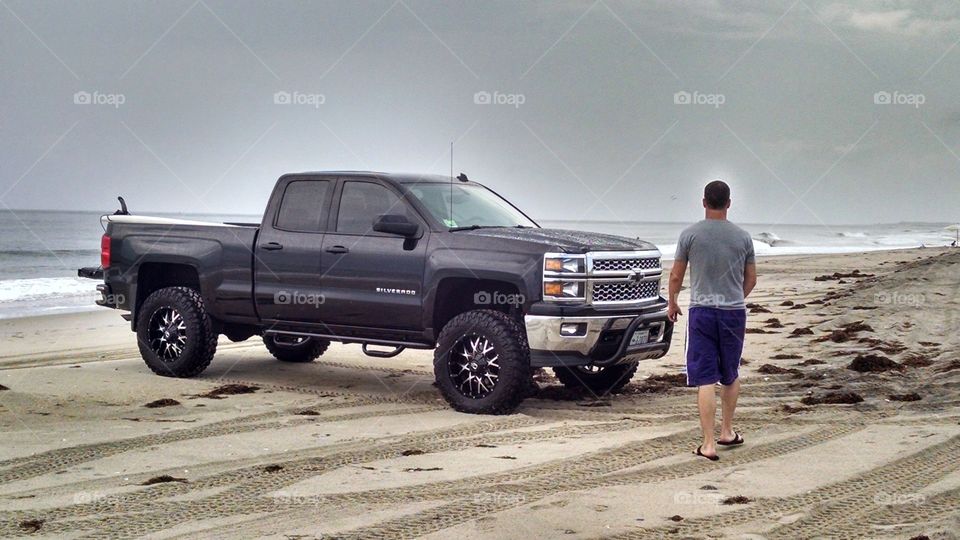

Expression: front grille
xmin=592 ymin=257 xmax=659 ymax=272
xmin=592 ymin=279 xmax=660 ymax=303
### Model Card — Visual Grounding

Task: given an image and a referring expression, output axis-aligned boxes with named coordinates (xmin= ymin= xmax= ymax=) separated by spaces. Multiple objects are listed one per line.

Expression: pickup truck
xmin=81 ymin=171 xmax=673 ymax=414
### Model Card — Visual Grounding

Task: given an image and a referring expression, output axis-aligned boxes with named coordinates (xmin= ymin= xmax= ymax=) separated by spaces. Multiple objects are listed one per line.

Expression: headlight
xmin=542 ymin=253 xmax=586 ymax=301
xmin=543 ymin=280 xmax=584 ymax=299
xmin=544 ymin=256 xmax=584 ymax=273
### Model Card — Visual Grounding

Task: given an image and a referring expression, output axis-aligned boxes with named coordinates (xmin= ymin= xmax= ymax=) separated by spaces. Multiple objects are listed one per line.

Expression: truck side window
xmin=336 ymin=182 xmax=412 ymax=234
xmin=275 ymin=180 xmax=331 ymax=232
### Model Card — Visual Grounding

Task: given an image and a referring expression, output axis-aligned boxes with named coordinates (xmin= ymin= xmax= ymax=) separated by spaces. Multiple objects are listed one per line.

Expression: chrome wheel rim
xmin=577 ymin=365 xmax=602 ymax=375
xmin=148 ymin=307 xmax=186 ymax=362
xmin=449 ymin=333 xmax=500 ymax=399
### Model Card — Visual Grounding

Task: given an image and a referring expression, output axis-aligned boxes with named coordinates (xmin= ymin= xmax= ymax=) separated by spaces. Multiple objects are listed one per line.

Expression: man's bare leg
xmin=719 ymin=378 xmax=740 ymax=442
xmin=698 ymin=384 xmax=717 ymax=456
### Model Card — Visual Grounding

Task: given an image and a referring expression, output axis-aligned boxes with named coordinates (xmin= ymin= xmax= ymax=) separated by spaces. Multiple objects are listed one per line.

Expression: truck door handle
xmin=325 ymin=245 xmax=349 ymax=254
xmin=261 ymin=242 xmax=283 ymax=251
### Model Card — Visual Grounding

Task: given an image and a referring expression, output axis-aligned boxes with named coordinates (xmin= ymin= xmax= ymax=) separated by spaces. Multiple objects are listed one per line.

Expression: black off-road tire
xmin=553 ymin=362 xmax=639 ymax=396
xmin=434 ymin=309 xmax=531 ymax=415
xmin=136 ymin=286 xmax=218 ymax=378
xmin=263 ymin=335 xmax=329 ymax=363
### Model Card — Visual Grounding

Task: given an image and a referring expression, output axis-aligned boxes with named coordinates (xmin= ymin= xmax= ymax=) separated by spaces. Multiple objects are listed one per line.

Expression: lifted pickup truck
xmin=81 ymin=171 xmax=673 ymax=414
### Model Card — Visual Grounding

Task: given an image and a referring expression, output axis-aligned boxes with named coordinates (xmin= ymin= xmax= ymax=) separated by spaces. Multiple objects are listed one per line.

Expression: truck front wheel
xmin=434 ymin=310 xmax=531 ymax=415
xmin=136 ymin=287 xmax=217 ymax=378
xmin=553 ymin=362 xmax=639 ymax=396
xmin=263 ymin=335 xmax=329 ymax=363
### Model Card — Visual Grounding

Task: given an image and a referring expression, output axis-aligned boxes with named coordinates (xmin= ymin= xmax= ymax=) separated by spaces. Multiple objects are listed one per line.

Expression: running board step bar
xmin=362 ymin=344 xmax=405 ymax=358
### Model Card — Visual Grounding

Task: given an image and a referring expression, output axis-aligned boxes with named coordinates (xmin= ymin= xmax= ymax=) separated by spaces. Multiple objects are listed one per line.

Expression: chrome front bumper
xmin=524 ymin=307 xmax=673 ymax=368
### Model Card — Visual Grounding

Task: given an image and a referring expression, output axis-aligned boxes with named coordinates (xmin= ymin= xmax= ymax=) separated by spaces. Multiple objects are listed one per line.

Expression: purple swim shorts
xmin=685 ymin=307 xmax=747 ymax=387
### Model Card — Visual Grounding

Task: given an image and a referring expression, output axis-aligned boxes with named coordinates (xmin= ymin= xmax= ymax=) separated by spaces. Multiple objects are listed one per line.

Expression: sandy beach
xmin=1 ymin=248 xmax=958 ymax=539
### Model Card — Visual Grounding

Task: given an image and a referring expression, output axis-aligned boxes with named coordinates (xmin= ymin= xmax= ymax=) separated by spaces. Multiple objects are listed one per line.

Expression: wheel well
xmin=433 ymin=278 xmax=523 ymax=332
xmin=136 ymin=263 xmax=201 ymax=316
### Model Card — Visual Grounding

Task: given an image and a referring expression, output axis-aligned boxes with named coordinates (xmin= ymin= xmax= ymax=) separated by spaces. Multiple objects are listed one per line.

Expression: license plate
xmin=629 ymin=328 xmax=649 ymax=347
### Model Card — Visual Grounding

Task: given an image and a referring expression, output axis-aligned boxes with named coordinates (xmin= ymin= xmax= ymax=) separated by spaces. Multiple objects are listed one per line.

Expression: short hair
xmin=704 ymin=180 xmax=730 ymax=209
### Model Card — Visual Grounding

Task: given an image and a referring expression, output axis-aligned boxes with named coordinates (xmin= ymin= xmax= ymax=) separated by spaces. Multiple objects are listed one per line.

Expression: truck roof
xmin=286 ymin=171 xmax=469 ymax=185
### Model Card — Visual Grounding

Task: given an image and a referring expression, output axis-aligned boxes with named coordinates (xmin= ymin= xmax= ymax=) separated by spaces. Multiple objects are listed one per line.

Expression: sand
xmin=0 ymin=248 xmax=958 ymax=539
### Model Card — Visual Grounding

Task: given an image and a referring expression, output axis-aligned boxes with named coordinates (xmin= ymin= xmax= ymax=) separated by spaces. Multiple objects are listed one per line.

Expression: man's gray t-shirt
xmin=675 ymin=219 xmax=755 ymax=309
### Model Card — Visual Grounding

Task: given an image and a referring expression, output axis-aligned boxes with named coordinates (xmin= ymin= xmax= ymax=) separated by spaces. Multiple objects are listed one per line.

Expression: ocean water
xmin=0 ymin=210 xmax=955 ymax=319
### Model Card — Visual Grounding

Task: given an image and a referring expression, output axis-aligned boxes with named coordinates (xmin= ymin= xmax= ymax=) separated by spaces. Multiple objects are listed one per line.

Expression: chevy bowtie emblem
xmin=627 ymin=270 xmax=643 ymax=283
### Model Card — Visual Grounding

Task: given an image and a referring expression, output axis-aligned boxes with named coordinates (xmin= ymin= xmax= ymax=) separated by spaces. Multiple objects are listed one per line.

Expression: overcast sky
xmin=1 ymin=0 xmax=959 ymax=225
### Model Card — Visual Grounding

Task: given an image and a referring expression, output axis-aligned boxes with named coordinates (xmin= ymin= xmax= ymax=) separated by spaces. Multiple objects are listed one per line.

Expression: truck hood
xmin=460 ymin=227 xmax=658 ymax=254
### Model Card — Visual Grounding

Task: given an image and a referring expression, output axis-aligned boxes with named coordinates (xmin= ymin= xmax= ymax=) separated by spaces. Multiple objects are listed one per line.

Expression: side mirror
xmin=373 ymin=214 xmax=420 ymax=237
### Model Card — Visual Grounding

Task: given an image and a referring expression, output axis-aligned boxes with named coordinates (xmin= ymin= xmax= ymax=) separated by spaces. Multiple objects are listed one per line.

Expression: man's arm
xmin=667 ymin=259 xmax=687 ymax=322
xmin=743 ymin=262 xmax=757 ymax=298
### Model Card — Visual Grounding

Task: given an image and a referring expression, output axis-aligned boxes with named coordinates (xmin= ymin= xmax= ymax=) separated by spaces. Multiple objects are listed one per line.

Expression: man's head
xmin=703 ymin=180 xmax=731 ymax=211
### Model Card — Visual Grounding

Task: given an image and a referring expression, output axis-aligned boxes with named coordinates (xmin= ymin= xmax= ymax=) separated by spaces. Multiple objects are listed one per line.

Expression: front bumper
xmin=524 ymin=301 xmax=673 ymax=368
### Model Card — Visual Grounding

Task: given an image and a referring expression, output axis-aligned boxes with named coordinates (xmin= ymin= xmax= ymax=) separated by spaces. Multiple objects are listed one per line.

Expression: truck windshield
xmin=405 ymin=183 xmax=538 ymax=229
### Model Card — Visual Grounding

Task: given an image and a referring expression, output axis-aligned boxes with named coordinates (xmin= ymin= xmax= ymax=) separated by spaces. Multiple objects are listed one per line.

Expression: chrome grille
xmin=592 ymin=279 xmax=660 ymax=303
xmin=592 ymin=257 xmax=659 ymax=272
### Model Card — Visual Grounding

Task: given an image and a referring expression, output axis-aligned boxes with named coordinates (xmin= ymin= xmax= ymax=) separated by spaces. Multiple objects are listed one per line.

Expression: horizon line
xmin=1 ymin=207 xmax=954 ymax=228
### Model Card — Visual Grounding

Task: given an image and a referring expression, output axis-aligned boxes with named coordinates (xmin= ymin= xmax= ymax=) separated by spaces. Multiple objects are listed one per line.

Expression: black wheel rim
xmin=272 ymin=335 xmax=309 ymax=348
xmin=577 ymin=365 xmax=602 ymax=375
xmin=148 ymin=307 xmax=186 ymax=362
xmin=449 ymin=333 xmax=500 ymax=399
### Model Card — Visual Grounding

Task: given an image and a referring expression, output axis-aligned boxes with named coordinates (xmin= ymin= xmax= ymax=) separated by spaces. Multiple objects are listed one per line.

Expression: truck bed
xmin=103 ymin=215 xmax=260 ymax=323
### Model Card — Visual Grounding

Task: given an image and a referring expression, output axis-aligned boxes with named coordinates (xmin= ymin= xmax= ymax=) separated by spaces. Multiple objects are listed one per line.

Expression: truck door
xmin=254 ymin=177 xmax=334 ymax=323
xmin=319 ymin=178 xmax=427 ymax=330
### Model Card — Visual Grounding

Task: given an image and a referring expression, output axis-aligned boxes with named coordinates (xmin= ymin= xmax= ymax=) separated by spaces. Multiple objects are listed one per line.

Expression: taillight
xmin=101 ymin=234 xmax=111 ymax=268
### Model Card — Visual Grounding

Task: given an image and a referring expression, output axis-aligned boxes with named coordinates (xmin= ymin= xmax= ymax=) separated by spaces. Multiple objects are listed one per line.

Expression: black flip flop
xmin=695 ymin=445 xmax=719 ymax=461
xmin=717 ymin=432 xmax=744 ymax=446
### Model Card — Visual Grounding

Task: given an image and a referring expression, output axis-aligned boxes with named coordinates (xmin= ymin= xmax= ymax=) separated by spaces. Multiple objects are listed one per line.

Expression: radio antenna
xmin=449 ymin=141 xmax=454 ymax=225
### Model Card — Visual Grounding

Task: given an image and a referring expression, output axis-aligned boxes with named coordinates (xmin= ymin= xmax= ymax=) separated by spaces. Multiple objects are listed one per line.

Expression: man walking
xmin=667 ymin=180 xmax=757 ymax=461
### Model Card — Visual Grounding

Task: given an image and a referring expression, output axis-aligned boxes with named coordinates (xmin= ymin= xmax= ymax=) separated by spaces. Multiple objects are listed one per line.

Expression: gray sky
xmin=1 ymin=0 xmax=959 ymax=225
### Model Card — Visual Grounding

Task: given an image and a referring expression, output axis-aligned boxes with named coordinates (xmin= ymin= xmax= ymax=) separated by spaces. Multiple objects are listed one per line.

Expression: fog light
xmin=560 ymin=323 xmax=586 ymax=336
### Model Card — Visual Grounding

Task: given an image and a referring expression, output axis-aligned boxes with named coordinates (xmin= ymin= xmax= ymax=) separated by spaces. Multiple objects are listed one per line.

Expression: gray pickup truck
xmin=81 ymin=171 xmax=673 ymax=414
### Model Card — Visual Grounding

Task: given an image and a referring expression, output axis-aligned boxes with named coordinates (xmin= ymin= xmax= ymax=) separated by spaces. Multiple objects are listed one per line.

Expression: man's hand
xmin=667 ymin=259 xmax=687 ymax=323
xmin=667 ymin=301 xmax=683 ymax=322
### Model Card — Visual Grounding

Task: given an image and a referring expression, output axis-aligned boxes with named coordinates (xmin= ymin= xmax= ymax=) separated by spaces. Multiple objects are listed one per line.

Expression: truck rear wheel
xmin=263 ymin=335 xmax=329 ymax=363
xmin=434 ymin=310 xmax=530 ymax=415
xmin=553 ymin=362 xmax=638 ymax=396
xmin=136 ymin=287 xmax=217 ymax=378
